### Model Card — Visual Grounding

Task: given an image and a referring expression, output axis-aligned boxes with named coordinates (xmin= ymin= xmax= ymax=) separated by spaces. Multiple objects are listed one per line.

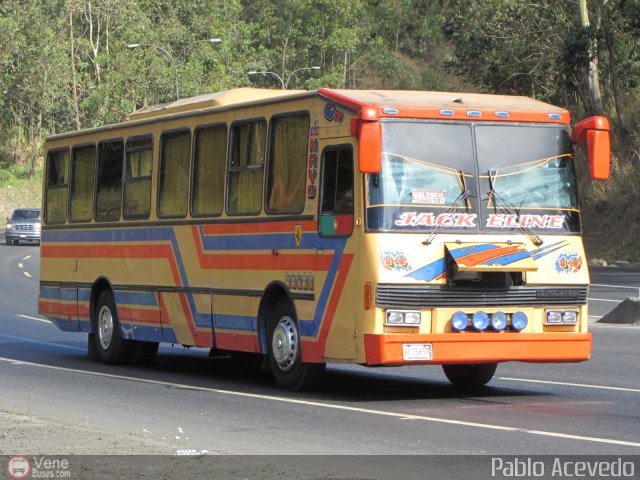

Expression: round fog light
xmin=472 ymin=311 xmax=489 ymax=331
xmin=511 ymin=311 xmax=528 ymax=331
xmin=491 ymin=311 xmax=508 ymax=331
xmin=451 ymin=311 xmax=468 ymax=331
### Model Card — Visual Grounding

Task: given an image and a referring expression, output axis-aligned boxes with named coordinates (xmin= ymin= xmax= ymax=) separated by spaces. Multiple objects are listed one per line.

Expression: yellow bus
xmin=39 ymin=88 xmax=610 ymax=390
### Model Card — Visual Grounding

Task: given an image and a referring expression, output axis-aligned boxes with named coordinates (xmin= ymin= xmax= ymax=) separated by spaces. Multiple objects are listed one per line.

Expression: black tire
xmin=91 ymin=290 xmax=136 ymax=364
xmin=132 ymin=341 xmax=159 ymax=364
xmin=5 ymin=238 xmax=11 ymax=245
xmin=268 ymin=298 xmax=325 ymax=391
xmin=442 ymin=363 xmax=497 ymax=388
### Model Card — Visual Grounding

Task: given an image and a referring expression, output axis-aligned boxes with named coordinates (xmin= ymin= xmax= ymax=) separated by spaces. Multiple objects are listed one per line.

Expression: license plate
xmin=19 ymin=235 xmax=26 ymax=238
xmin=402 ymin=343 xmax=432 ymax=361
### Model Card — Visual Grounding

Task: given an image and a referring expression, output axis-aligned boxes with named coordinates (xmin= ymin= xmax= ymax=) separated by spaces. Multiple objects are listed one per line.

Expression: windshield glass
xmin=476 ymin=124 xmax=579 ymax=232
xmin=366 ymin=121 xmax=579 ymax=234
xmin=367 ymin=122 xmax=478 ymax=231
xmin=11 ymin=210 xmax=41 ymax=220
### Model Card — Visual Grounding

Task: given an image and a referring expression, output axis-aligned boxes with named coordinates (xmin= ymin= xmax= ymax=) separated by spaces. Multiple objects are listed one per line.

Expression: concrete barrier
xmin=597 ymin=297 xmax=640 ymax=325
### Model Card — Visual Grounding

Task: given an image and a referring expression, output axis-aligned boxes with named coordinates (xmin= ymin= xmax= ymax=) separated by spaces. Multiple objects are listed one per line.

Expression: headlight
xmin=511 ymin=311 xmax=528 ymax=331
xmin=545 ymin=309 xmax=578 ymax=325
xmin=386 ymin=310 xmax=421 ymax=326
xmin=472 ymin=311 xmax=489 ymax=331
xmin=6 ymin=224 xmax=12 ymax=230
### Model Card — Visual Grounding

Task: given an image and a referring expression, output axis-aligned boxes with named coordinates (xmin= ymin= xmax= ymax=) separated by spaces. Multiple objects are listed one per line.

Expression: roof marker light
xmin=495 ymin=111 xmax=510 ymax=118
xmin=440 ymin=109 xmax=455 ymax=116
xmin=548 ymin=113 xmax=562 ymax=120
xmin=467 ymin=110 xmax=482 ymax=117
xmin=382 ymin=107 xmax=399 ymax=115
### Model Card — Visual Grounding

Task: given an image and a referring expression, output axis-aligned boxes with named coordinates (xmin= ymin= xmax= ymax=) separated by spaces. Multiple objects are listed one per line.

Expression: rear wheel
xmin=91 ymin=290 xmax=135 ymax=364
xmin=268 ymin=298 xmax=324 ymax=391
xmin=442 ymin=363 xmax=497 ymax=388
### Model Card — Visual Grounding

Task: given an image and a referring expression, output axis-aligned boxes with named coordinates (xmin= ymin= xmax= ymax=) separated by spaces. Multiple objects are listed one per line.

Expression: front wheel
xmin=268 ymin=299 xmax=324 ymax=391
xmin=442 ymin=363 xmax=497 ymax=388
xmin=91 ymin=290 xmax=136 ymax=364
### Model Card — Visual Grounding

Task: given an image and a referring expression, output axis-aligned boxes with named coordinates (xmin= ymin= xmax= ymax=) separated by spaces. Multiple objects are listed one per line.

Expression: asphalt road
xmin=0 ymin=243 xmax=639 ymax=474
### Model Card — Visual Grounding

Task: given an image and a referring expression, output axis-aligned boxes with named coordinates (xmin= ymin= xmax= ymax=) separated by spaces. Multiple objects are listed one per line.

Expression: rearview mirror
xmin=571 ymin=116 xmax=611 ymax=180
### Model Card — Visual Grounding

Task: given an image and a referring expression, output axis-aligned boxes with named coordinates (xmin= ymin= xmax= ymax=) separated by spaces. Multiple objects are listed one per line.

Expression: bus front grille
xmin=376 ymin=285 xmax=589 ymax=308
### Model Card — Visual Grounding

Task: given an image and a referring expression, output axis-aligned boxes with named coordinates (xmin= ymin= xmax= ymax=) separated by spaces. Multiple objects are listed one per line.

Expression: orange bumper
xmin=363 ymin=332 xmax=592 ymax=365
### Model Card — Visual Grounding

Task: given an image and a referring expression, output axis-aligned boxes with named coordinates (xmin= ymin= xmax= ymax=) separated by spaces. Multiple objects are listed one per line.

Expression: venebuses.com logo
xmin=6 ymin=456 xmax=30 ymax=479
xmin=6 ymin=456 xmax=71 ymax=478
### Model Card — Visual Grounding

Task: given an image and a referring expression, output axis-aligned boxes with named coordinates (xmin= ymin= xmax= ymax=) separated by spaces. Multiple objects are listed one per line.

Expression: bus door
xmin=316 ymin=145 xmax=356 ymax=359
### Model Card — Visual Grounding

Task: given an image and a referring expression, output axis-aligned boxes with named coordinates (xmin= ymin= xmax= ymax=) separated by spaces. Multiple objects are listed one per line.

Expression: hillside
xmin=0 ymin=1 xmax=638 ymax=262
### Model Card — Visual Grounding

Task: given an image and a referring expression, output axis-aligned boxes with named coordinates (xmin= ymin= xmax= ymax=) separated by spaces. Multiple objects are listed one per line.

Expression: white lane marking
xmin=0 ymin=334 xmax=84 ymax=352
xmin=23 ymin=271 xmax=32 ymax=278
xmin=589 ymin=297 xmax=623 ymax=303
xmin=16 ymin=314 xmax=52 ymax=324
xmin=591 ymin=283 xmax=640 ymax=290
xmin=0 ymin=356 xmax=638 ymax=449
xmin=22 ymin=255 xmax=31 ymax=260
xmin=18 ymin=262 xmax=23 ymax=268
xmin=500 ymin=377 xmax=640 ymax=394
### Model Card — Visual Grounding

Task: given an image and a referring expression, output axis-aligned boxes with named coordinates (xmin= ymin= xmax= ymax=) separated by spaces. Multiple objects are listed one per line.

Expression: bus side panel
xmin=213 ymin=294 xmax=260 ymax=353
xmin=38 ymin=284 xmax=79 ymax=332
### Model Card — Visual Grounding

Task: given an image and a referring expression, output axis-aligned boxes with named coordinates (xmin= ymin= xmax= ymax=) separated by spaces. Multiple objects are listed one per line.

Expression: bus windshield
xmin=367 ymin=121 xmax=579 ymax=234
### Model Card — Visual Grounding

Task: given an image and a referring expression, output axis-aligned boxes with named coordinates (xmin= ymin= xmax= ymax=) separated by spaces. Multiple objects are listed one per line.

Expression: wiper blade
xmin=422 ymin=169 xmax=469 ymax=246
xmin=487 ymin=169 xmax=544 ymax=246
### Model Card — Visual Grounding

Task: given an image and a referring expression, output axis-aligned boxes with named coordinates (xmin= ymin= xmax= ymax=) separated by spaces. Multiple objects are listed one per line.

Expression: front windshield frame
xmin=365 ymin=119 xmax=580 ymax=235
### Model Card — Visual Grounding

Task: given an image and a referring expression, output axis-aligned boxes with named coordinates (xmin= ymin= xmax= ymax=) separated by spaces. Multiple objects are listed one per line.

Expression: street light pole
xmin=127 ymin=39 xmax=223 ymax=101
xmin=127 ymin=43 xmax=179 ymax=100
xmin=247 ymin=66 xmax=320 ymax=89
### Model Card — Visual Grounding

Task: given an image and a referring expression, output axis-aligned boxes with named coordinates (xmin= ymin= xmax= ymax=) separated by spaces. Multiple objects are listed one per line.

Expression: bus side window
xmin=227 ymin=119 xmax=266 ymax=215
xmin=45 ymin=149 xmax=70 ymax=224
xmin=124 ymin=136 xmax=153 ymax=219
xmin=95 ymin=140 xmax=124 ymax=222
xmin=319 ymin=147 xmax=354 ymax=236
xmin=158 ymin=130 xmax=191 ymax=218
xmin=70 ymin=144 xmax=96 ymax=222
xmin=192 ymin=124 xmax=227 ymax=216
xmin=266 ymin=112 xmax=309 ymax=214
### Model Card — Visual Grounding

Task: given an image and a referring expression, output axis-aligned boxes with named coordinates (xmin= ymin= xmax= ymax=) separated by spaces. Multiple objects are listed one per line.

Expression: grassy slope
xmin=0 ymin=169 xmax=42 ymax=223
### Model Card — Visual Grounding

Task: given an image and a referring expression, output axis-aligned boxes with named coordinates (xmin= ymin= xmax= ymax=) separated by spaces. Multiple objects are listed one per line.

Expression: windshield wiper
xmin=422 ymin=169 xmax=470 ymax=245
xmin=487 ymin=169 xmax=544 ymax=246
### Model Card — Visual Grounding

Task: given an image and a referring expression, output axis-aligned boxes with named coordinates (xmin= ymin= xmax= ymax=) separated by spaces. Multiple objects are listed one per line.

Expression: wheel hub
xmin=271 ymin=316 xmax=297 ymax=372
xmin=97 ymin=305 xmax=114 ymax=350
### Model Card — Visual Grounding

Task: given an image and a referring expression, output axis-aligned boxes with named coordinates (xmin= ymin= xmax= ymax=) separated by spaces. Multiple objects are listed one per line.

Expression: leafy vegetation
xmin=1 ymin=0 xmax=638 ymax=260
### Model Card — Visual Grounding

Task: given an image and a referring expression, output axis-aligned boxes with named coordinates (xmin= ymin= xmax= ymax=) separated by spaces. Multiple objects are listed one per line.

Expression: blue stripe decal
xmin=114 ymin=290 xmax=159 ymax=307
xmin=214 ymin=314 xmax=255 ymax=332
xmin=200 ymin=229 xmax=344 ymax=251
xmin=405 ymin=258 xmax=446 ymax=282
xmin=449 ymin=244 xmax=500 ymax=259
xmin=300 ymin=241 xmax=346 ymax=338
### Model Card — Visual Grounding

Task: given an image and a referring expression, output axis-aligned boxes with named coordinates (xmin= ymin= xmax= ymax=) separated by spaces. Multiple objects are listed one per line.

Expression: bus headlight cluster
xmin=451 ymin=311 xmax=528 ymax=332
xmin=545 ymin=309 xmax=579 ymax=325
xmin=386 ymin=310 xmax=421 ymax=326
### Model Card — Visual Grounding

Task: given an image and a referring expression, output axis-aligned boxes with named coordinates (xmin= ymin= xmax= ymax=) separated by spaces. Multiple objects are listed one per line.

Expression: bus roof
xmin=127 ymin=87 xmax=566 ymax=122
xmin=317 ymin=89 xmax=567 ymax=113
xmin=46 ymin=87 xmax=569 ymax=142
